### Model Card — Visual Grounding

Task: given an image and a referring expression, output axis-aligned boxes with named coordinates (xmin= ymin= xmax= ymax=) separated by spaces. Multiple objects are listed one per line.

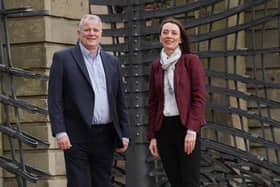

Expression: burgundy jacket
xmin=147 ymin=53 xmax=206 ymax=140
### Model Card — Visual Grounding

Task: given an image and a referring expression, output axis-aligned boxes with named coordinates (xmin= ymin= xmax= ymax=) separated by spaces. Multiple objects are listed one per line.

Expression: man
xmin=48 ymin=14 xmax=129 ymax=187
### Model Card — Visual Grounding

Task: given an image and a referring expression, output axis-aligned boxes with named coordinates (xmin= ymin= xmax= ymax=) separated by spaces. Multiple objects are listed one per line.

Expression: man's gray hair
xmin=78 ymin=14 xmax=102 ymax=31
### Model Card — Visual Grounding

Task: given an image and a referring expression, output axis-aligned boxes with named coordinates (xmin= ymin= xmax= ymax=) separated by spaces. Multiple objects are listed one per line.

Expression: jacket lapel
xmin=174 ymin=56 xmax=184 ymax=89
xmin=71 ymin=44 xmax=92 ymax=86
xmin=157 ymin=61 xmax=164 ymax=93
xmin=100 ymin=51 xmax=112 ymax=95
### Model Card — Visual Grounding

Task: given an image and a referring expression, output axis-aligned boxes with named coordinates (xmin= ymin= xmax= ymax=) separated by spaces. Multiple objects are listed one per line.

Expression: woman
xmin=147 ymin=18 xmax=206 ymax=187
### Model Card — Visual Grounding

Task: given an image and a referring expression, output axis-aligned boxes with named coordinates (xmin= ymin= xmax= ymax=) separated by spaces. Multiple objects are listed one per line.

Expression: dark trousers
xmin=156 ymin=116 xmax=201 ymax=187
xmin=64 ymin=124 xmax=115 ymax=187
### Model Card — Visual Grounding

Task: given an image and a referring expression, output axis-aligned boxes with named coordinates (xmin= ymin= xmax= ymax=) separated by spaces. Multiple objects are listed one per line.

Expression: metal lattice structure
xmin=0 ymin=0 xmax=279 ymax=186
xmin=0 ymin=1 xmax=49 ymax=186
xmin=90 ymin=0 xmax=280 ymax=186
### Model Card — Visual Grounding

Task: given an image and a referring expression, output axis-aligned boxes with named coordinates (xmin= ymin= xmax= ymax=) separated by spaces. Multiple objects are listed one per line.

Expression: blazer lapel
xmin=174 ymin=56 xmax=183 ymax=88
xmin=100 ymin=51 xmax=112 ymax=95
xmin=71 ymin=44 xmax=92 ymax=86
xmin=158 ymin=62 xmax=164 ymax=93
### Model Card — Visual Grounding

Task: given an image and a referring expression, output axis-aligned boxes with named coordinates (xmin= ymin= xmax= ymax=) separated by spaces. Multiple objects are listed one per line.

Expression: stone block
xmin=246 ymin=54 xmax=280 ymax=69
xmin=45 ymin=44 xmax=72 ymax=68
xmin=264 ymin=108 xmax=280 ymax=121
xmin=3 ymin=151 xmax=48 ymax=178
xmin=3 ymin=149 xmax=65 ymax=177
xmin=10 ymin=44 xmax=47 ymax=69
xmin=8 ymin=17 xmax=79 ymax=44
xmin=250 ymin=126 xmax=280 ymax=144
xmin=3 ymin=44 xmax=74 ymax=96
xmin=5 ymin=76 xmax=48 ymax=96
xmin=45 ymin=0 xmax=88 ymax=19
xmin=4 ymin=177 xmax=66 ymax=187
xmin=10 ymin=43 xmax=72 ymax=69
xmin=47 ymin=178 xmax=67 ymax=187
xmin=45 ymin=17 xmax=79 ymax=44
xmin=253 ymin=0 xmax=278 ymax=10
xmin=4 ymin=0 xmax=45 ymax=10
xmin=8 ymin=17 xmax=45 ymax=44
xmin=246 ymin=29 xmax=279 ymax=49
xmin=91 ymin=5 xmax=108 ymax=15
xmin=2 ymin=122 xmax=57 ymax=151
xmin=248 ymin=108 xmax=280 ymax=127
xmin=245 ymin=11 xmax=278 ymax=30
xmin=248 ymin=69 xmax=280 ymax=84
xmin=208 ymin=35 xmax=227 ymax=51
xmin=49 ymin=150 xmax=65 ymax=175
xmin=5 ymin=0 xmax=88 ymax=19
xmin=247 ymin=88 xmax=280 ymax=106
xmin=250 ymin=146 xmax=279 ymax=163
xmin=7 ymin=97 xmax=48 ymax=123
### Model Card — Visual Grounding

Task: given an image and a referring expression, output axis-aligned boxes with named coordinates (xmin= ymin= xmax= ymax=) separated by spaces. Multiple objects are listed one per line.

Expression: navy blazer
xmin=48 ymin=44 xmax=129 ymax=147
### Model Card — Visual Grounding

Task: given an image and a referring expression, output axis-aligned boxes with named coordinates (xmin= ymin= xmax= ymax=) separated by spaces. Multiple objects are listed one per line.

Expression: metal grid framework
xmin=90 ymin=0 xmax=280 ymax=186
xmin=0 ymin=0 xmax=49 ymax=186
xmin=0 ymin=0 xmax=279 ymax=187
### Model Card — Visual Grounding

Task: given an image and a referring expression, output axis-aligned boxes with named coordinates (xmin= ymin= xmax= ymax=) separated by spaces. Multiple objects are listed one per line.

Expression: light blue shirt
xmin=79 ymin=42 xmax=111 ymax=125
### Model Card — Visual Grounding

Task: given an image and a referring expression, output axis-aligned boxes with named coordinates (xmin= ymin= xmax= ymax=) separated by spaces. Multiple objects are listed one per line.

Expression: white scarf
xmin=160 ymin=47 xmax=182 ymax=93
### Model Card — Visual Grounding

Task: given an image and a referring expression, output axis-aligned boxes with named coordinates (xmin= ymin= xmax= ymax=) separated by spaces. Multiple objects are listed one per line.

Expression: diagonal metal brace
xmin=0 ymin=94 xmax=48 ymax=114
xmin=0 ymin=156 xmax=49 ymax=183
xmin=0 ymin=64 xmax=48 ymax=80
xmin=0 ymin=123 xmax=49 ymax=147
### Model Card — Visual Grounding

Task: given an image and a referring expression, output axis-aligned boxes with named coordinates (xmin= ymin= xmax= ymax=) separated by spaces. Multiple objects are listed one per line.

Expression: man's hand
xmin=115 ymin=138 xmax=129 ymax=153
xmin=57 ymin=134 xmax=72 ymax=150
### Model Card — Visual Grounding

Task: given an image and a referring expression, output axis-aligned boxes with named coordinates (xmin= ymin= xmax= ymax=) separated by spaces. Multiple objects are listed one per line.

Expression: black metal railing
xmin=0 ymin=0 xmax=279 ymax=186
xmin=90 ymin=0 xmax=280 ymax=186
xmin=0 ymin=0 xmax=49 ymax=186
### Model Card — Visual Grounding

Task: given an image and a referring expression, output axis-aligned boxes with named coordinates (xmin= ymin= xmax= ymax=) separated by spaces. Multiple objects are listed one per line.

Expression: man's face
xmin=78 ymin=19 xmax=102 ymax=50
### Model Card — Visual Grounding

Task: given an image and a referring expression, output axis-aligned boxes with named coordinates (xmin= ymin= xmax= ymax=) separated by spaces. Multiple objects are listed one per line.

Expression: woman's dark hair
xmin=159 ymin=18 xmax=191 ymax=53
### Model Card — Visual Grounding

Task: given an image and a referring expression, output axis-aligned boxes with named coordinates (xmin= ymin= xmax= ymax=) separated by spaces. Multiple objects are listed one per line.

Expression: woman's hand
xmin=184 ymin=130 xmax=196 ymax=155
xmin=149 ymin=138 xmax=160 ymax=158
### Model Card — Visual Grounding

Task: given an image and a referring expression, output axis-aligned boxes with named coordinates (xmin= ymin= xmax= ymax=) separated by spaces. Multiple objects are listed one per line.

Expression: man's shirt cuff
xmin=56 ymin=132 xmax=67 ymax=139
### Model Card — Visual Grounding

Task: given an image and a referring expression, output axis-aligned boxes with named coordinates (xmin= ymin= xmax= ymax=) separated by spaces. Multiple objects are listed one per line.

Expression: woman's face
xmin=160 ymin=22 xmax=181 ymax=55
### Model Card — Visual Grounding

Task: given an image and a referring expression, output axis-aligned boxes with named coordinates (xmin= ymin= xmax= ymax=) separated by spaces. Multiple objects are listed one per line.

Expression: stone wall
xmin=2 ymin=0 xmax=89 ymax=186
xmin=198 ymin=0 xmax=248 ymax=150
xmin=246 ymin=0 xmax=280 ymax=162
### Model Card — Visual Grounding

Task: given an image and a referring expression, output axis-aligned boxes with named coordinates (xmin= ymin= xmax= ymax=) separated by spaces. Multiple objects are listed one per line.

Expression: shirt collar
xmin=79 ymin=42 xmax=101 ymax=58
